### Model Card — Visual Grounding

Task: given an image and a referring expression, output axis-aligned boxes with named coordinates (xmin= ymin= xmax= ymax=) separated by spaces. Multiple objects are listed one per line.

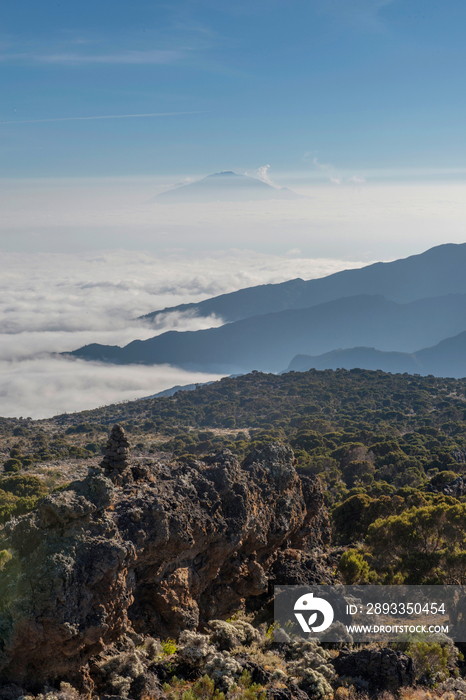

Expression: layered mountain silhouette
xmin=287 ymin=330 xmax=466 ymax=378
xmin=141 ymin=242 xmax=466 ymax=325
xmin=68 ymin=292 xmax=466 ymax=375
xmin=152 ymin=171 xmax=303 ymax=203
xmin=288 ymin=348 xmax=423 ymax=375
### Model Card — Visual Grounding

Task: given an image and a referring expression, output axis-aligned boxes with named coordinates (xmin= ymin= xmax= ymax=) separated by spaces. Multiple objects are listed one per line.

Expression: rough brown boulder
xmin=0 ymin=437 xmax=329 ymax=689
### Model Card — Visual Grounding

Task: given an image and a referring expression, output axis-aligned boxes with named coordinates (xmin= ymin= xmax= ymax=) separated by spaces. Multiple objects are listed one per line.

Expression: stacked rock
xmin=101 ymin=424 xmax=130 ymax=477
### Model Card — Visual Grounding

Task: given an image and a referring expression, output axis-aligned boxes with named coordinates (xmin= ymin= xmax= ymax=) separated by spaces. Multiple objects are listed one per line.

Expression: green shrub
xmin=0 ymin=490 xmax=19 ymax=523
xmin=393 ymin=634 xmax=460 ymax=682
xmin=0 ymin=474 xmax=47 ymax=498
xmin=161 ymin=638 xmax=177 ymax=655
xmin=430 ymin=470 xmax=457 ymax=488
xmin=0 ymin=476 xmax=48 ymax=524
xmin=332 ymin=494 xmax=372 ymax=543
xmin=0 ymin=549 xmax=12 ymax=569
xmin=342 ymin=460 xmax=375 ymax=487
xmin=84 ymin=442 xmax=100 ymax=454
xmin=338 ymin=550 xmax=377 ymax=584
xmin=163 ymin=674 xmax=226 ymax=700
xmin=410 ymin=640 xmax=449 ymax=680
xmin=3 ymin=459 xmax=22 ymax=473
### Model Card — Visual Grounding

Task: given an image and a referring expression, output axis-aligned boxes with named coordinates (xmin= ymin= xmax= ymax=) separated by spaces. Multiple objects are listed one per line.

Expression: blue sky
xmin=2 ymin=0 xmax=466 ymax=418
xmin=1 ymin=0 xmax=466 ymax=179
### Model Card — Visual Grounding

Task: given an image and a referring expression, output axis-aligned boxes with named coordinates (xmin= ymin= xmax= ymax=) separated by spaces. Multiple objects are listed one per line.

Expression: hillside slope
xmin=141 ymin=242 xmax=466 ymax=324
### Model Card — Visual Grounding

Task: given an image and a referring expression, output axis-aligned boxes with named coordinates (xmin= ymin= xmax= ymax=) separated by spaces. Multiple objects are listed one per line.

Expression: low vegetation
xmin=3 ymin=368 xmax=466 ymax=696
xmin=3 ymin=369 xmax=466 ymax=576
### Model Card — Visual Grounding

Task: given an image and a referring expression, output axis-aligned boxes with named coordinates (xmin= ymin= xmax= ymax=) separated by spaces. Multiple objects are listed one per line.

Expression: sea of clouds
xmin=3 ymin=174 xmax=464 ymax=419
xmin=0 ymin=249 xmax=369 ymax=419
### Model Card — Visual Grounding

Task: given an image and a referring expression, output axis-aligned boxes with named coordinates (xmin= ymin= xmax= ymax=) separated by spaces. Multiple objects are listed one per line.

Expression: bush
xmin=0 ymin=474 xmax=48 ymax=498
xmin=332 ymin=494 xmax=372 ymax=543
xmin=0 ymin=476 xmax=48 ymax=524
xmin=342 ymin=460 xmax=375 ymax=488
xmin=84 ymin=442 xmax=101 ymax=454
xmin=430 ymin=470 xmax=457 ymax=488
xmin=163 ymin=674 xmax=226 ymax=700
xmin=161 ymin=638 xmax=178 ymax=655
xmin=3 ymin=458 xmax=22 ymax=473
xmin=0 ymin=549 xmax=12 ymax=569
xmin=411 ymin=640 xmax=448 ymax=680
xmin=0 ymin=489 xmax=19 ymax=522
xmin=338 ymin=550 xmax=376 ymax=584
xmin=367 ymin=502 xmax=466 ymax=583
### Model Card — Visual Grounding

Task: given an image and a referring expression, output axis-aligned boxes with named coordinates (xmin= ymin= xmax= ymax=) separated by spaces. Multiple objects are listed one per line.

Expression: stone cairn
xmin=101 ymin=424 xmax=130 ymax=481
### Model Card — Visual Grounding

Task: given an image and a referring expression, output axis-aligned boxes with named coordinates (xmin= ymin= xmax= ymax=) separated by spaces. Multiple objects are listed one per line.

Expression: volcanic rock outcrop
xmin=0 ymin=430 xmax=329 ymax=689
xmin=332 ymin=648 xmax=415 ymax=693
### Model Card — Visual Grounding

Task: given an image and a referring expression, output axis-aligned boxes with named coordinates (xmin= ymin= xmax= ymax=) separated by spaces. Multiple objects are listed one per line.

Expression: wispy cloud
xmin=304 ymin=152 xmax=366 ymax=186
xmin=256 ymin=164 xmax=276 ymax=187
xmin=302 ymin=152 xmax=333 ymax=168
xmin=1 ymin=111 xmax=207 ymax=125
xmin=246 ymin=164 xmax=278 ymax=188
xmin=313 ymin=0 xmax=396 ymax=31
xmin=0 ymin=48 xmax=184 ymax=65
xmin=311 ymin=156 xmax=333 ymax=170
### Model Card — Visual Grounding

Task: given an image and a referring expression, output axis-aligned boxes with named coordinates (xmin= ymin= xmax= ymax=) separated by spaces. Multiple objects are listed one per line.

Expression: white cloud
xmin=251 ymin=164 xmax=278 ymax=188
xmin=306 ymin=155 xmax=365 ymax=185
xmin=0 ymin=49 xmax=184 ymax=65
xmin=312 ymin=156 xmax=333 ymax=170
xmin=0 ymin=356 xmax=225 ymax=420
xmin=0 ymin=248 xmax=371 ymax=418
xmin=2 ymin=111 xmax=206 ymax=125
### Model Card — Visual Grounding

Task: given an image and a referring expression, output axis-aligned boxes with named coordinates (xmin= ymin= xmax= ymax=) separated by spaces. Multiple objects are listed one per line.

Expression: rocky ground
xmin=0 ymin=427 xmax=464 ymax=700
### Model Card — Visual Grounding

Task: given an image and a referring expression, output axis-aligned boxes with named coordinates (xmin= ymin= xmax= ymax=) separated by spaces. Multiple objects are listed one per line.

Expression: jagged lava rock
xmin=0 ymin=473 xmax=129 ymax=690
xmin=0 ymin=435 xmax=329 ymax=689
xmin=332 ymin=648 xmax=415 ymax=693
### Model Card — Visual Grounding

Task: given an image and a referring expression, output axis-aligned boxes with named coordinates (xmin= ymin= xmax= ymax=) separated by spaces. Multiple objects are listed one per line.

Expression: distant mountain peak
xmin=153 ymin=170 xmax=303 ymax=202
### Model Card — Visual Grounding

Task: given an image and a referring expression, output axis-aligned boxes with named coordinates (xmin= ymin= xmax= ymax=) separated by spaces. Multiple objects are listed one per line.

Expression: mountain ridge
xmin=68 ymin=291 xmax=466 ymax=375
xmin=140 ymin=242 xmax=466 ymax=325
